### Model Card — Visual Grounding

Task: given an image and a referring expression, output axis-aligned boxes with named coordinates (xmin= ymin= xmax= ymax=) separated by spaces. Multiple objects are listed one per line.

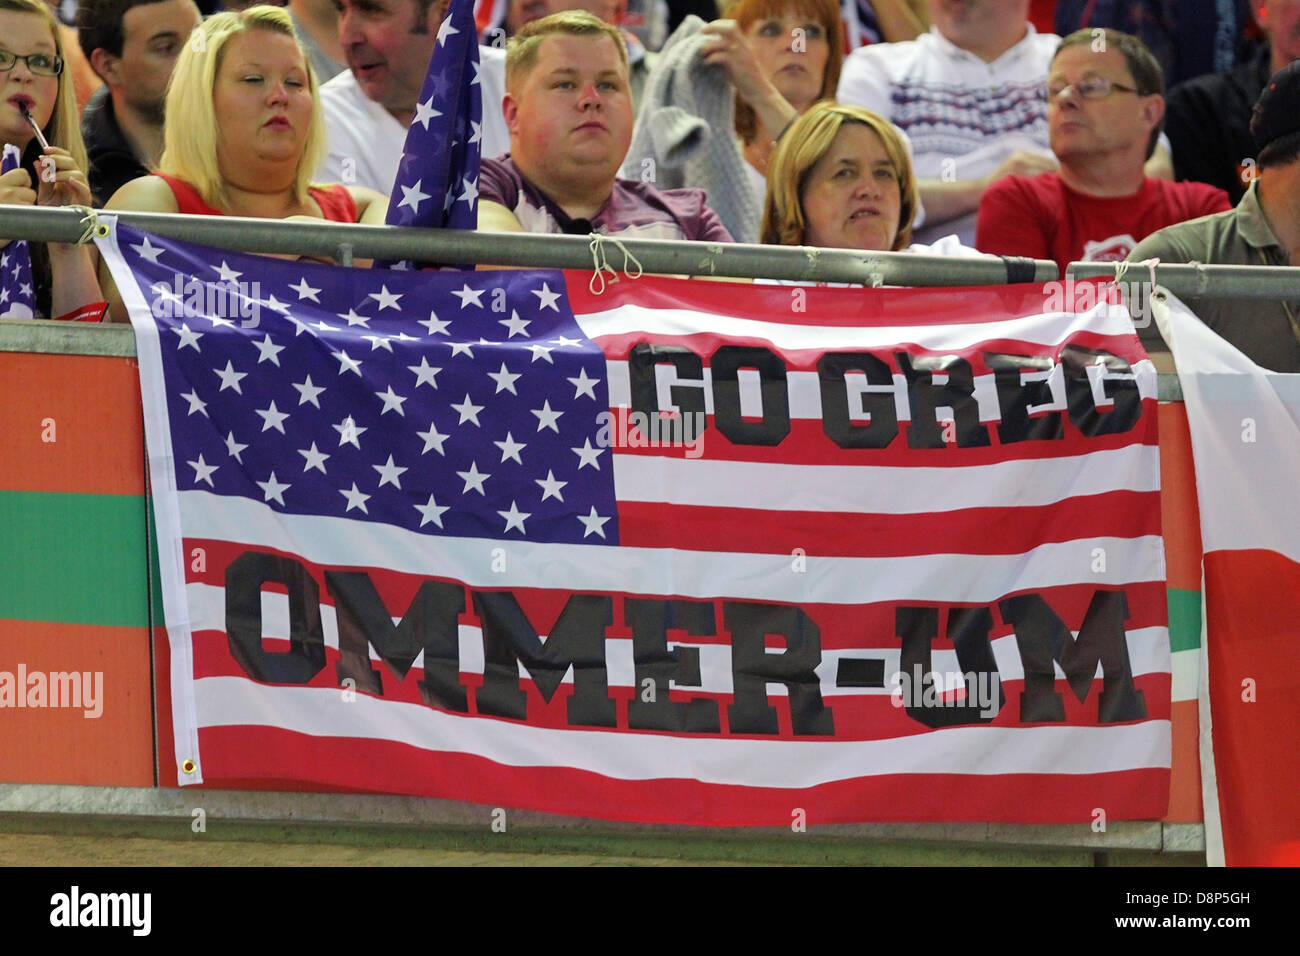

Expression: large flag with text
xmin=97 ymin=219 xmax=1170 ymax=825
xmin=1158 ymin=293 xmax=1300 ymax=865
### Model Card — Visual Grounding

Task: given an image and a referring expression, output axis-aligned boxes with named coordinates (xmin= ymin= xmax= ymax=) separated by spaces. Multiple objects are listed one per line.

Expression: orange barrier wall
xmin=1159 ymin=403 xmax=1204 ymax=823
xmin=0 ymin=352 xmax=154 ymax=786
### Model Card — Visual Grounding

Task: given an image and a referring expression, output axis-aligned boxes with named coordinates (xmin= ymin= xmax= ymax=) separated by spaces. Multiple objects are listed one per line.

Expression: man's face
xmin=1261 ymin=0 xmax=1300 ymax=64
xmin=1047 ymin=45 xmax=1162 ymax=164
xmin=112 ymin=0 xmax=201 ymax=121
xmin=504 ymin=33 xmax=633 ymax=185
xmin=334 ymin=0 xmax=438 ymax=114
xmin=928 ymin=0 xmax=1027 ymax=46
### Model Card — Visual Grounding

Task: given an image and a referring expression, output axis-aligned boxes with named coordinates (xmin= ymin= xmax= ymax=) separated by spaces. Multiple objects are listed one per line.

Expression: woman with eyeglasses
xmin=0 ymin=0 xmax=103 ymax=320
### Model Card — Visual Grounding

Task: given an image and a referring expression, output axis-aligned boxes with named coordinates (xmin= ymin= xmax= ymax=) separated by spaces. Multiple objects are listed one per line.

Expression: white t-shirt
xmin=755 ymin=233 xmax=991 ymax=286
xmin=905 ymin=233 xmax=987 ymax=257
xmin=317 ymin=47 xmax=511 ymax=195
xmin=475 ymin=45 xmax=511 ymax=162
xmin=745 ymin=160 xmax=766 ymax=212
xmin=837 ymin=25 xmax=1059 ymax=245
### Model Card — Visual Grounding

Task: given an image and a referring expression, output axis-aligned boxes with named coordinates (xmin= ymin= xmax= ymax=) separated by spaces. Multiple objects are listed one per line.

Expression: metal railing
xmin=1068 ymin=260 xmax=1300 ymax=298
xmin=7 ymin=205 xmax=1298 ymax=295
xmin=0 ymin=205 xmax=1057 ymax=286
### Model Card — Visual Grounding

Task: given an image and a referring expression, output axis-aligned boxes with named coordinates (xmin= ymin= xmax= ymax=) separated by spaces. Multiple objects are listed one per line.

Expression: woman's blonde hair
xmin=0 ymin=0 xmax=87 ymax=173
xmin=761 ymin=100 xmax=917 ymax=251
xmin=159 ymin=4 xmax=326 ymax=210
xmin=723 ymin=0 xmax=843 ymax=145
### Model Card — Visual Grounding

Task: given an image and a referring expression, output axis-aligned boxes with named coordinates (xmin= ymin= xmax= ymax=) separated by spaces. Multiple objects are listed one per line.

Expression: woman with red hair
xmin=625 ymin=0 xmax=845 ymax=242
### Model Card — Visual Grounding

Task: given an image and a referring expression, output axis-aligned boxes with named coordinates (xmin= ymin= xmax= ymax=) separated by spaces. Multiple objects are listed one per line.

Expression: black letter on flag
xmin=627 ymin=343 xmax=706 ymax=441
xmin=896 ymin=354 xmax=991 ymax=448
xmin=626 ymin=598 xmax=721 ymax=732
xmin=1060 ymin=346 xmax=1142 ymax=436
xmin=999 ymin=590 xmax=1147 ymax=722
xmin=896 ymin=606 xmax=1004 ymax=727
xmin=725 ymin=602 xmax=834 ymax=736
xmin=818 ymin=351 xmax=899 ymax=448
xmin=324 ymin=572 xmax=468 ymax=712
xmin=225 ymin=551 xmax=325 ymax=683
xmin=473 ymin=592 xmax=617 ymax=727
xmin=710 ymin=345 xmax=791 ymax=445
xmin=985 ymin=352 xmax=1064 ymax=443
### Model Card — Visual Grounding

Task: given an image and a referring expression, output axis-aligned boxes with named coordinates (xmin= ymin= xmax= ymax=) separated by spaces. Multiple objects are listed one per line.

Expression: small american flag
xmin=0 ymin=144 xmax=36 ymax=318
xmin=381 ymin=0 xmax=482 ymax=270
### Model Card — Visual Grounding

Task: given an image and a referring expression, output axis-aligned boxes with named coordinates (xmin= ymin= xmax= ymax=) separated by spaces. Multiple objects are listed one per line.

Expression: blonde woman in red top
xmin=101 ymin=4 xmax=387 ymax=320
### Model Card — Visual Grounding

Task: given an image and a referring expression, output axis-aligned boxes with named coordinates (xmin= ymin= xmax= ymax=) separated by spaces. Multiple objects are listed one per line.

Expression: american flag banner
xmin=0 ymin=143 xmax=36 ymax=318
xmin=97 ymin=219 xmax=1170 ymax=824
xmin=381 ymin=0 xmax=481 ymax=270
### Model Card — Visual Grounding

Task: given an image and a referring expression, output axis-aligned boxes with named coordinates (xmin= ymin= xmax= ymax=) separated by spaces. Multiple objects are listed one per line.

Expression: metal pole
xmin=0 ymin=205 xmax=1058 ymax=286
xmin=1068 ymin=260 xmax=1300 ymax=299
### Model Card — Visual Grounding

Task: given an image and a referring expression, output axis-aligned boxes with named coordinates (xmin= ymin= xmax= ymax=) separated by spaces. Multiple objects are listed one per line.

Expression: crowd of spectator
xmin=0 ymin=0 xmax=1296 ymax=367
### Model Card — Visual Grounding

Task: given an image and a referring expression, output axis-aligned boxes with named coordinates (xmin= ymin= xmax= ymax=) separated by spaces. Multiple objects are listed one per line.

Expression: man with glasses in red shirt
xmin=975 ymin=29 xmax=1230 ymax=276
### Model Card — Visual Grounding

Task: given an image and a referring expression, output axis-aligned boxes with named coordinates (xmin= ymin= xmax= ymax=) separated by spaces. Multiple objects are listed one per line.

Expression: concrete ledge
xmin=0 ymin=784 xmax=1204 ymax=858
xmin=1162 ymin=822 xmax=1207 ymax=852
xmin=0 ymin=318 xmax=136 ymax=357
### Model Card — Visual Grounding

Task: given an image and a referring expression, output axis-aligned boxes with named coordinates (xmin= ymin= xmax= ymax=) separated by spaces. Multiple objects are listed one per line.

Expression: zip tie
xmin=73 ymin=205 xmax=107 ymax=243
xmin=588 ymin=233 xmax=643 ymax=295
xmin=1116 ymin=256 xmax=1160 ymax=288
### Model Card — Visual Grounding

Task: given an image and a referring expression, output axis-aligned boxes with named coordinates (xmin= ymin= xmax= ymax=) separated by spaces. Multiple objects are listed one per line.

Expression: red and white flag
xmin=100 ymin=220 xmax=1170 ymax=825
xmin=1159 ymin=292 xmax=1300 ymax=865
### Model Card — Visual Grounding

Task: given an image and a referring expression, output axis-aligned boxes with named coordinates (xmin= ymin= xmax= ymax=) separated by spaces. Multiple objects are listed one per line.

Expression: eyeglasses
xmin=1045 ymin=77 xmax=1139 ymax=101
xmin=0 ymin=50 xmax=64 ymax=77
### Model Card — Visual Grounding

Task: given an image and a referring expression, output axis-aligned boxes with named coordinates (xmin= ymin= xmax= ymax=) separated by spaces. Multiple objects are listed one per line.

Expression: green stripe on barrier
xmin=147 ymin=492 xmax=164 ymax=627
xmin=1168 ymin=587 xmax=1201 ymax=654
xmin=0 ymin=490 xmax=148 ymax=628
